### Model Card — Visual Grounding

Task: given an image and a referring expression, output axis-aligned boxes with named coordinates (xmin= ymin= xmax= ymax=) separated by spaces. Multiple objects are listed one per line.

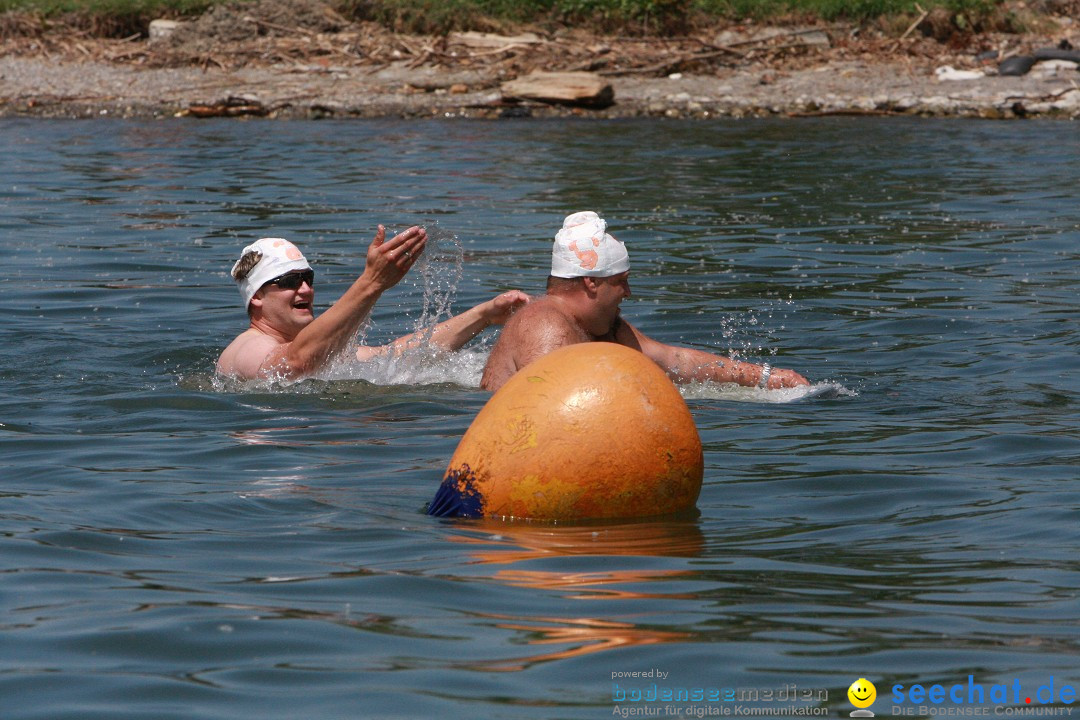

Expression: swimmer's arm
xmin=278 ymin=225 xmax=427 ymax=376
xmin=355 ymin=290 xmax=530 ymax=361
xmin=616 ymin=320 xmax=809 ymax=388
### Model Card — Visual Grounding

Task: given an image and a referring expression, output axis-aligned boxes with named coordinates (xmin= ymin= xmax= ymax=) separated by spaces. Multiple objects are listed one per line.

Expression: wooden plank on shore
xmin=450 ymin=31 xmax=543 ymax=49
xmin=500 ymin=71 xmax=614 ymax=108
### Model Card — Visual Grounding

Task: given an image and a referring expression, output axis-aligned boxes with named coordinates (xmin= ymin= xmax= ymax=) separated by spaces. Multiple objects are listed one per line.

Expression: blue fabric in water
xmin=426 ymin=467 xmax=484 ymax=518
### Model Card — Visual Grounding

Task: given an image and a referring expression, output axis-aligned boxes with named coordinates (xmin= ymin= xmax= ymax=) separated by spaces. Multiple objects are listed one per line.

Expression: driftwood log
xmin=500 ymin=71 xmax=614 ymax=108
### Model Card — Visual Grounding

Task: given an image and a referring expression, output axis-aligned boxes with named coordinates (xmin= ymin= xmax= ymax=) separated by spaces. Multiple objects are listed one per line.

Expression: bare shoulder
xmin=481 ymin=297 xmax=585 ymax=391
xmin=505 ymin=295 xmax=559 ymax=320
xmin=500 ymin=297 xmax=584 ymax=348
xmin=217 ymin=329 xmax=282 ymax=380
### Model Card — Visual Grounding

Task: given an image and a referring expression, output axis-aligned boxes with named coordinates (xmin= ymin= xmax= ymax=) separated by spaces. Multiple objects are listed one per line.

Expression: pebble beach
xmin=2 ymin=1 xmax=1078 ymax=120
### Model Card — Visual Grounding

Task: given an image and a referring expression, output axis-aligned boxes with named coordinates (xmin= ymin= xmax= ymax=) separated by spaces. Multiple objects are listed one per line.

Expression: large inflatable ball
xmin=428 ymin=342 xmax=703 ymax=521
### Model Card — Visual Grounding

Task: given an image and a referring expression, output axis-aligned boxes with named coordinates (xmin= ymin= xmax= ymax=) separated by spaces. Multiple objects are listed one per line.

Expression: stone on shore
xmin=148 ymin=19 xmax=182 ymax=43
xmin=501 ymin=71 xmax=614 ymax=108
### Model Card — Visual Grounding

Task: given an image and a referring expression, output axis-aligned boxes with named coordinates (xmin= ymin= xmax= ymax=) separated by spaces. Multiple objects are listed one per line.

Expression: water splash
xmin=703 ymin=298 xmax=797 ymax=361
xmin=410 ymin=222 xmax=465 ymax=334
xmin=354 ymin=221 xmax=464 ymax=350
xmin=333 ymin=222 xmax=481 ymax=386
xmin=204 ymin=344 xmax=490 ymax=394
xmin=319 ymin=223 xmax=482 ymax=387
xmin=328 ymin=346 xmax=489 ymax=388
xmin=680 ymin=381 xmax=855 ymax=403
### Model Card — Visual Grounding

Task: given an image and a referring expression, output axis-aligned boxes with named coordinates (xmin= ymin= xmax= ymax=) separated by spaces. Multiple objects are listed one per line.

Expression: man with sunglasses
xmin=218 ymin=227 xmax=527 ymax=381
xmin=480 ymin=211 xmax=809 ymax=392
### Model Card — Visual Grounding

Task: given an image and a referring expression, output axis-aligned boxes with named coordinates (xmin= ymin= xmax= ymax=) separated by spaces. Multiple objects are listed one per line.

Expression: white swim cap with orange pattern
xmin=232 ymin=237 xmax=311 ymax=309
xmin=550 ymin=211 xmax=630 ymax=278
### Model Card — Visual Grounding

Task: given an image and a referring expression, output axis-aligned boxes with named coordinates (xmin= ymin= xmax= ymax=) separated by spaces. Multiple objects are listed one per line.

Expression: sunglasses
xmin=268 ymin=269 xmax=314 ymax=290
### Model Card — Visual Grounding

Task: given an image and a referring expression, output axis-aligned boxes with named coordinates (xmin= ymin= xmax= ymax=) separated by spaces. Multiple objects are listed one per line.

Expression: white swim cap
xmin=231 ymin=237 xmax=311 ymax=309
xmin=550 ymin=211 xmax=630 ymax=278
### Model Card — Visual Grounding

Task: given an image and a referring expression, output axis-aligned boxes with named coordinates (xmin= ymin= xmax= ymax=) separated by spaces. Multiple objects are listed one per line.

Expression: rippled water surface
xmin=1 ymin=118 xmax=1078 ymax=720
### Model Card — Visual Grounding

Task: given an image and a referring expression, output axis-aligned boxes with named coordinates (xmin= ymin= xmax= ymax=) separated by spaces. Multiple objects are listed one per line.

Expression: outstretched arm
xmin=263 ymin=225 xmax=427 ymax=378
xmin=616 ymin=320 xmax=809 ymax=388
xmin=355 ymin=290 xmax=530 ymax=361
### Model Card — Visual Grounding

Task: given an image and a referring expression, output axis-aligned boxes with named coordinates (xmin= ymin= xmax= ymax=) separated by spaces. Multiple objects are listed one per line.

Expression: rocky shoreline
xmin=4 ymin=55 xmax=1077 ymax=120
xmin=2 ymin=1 xmax=1078 ymax=120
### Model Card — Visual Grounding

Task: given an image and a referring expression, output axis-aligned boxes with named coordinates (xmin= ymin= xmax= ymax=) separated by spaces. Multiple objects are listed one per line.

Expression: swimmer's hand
xmin=766 ymin=367 xmax=811 ymax=389
xmin=480 ymin=290 xmax=530 ymax=326
xmin=364 ymin=224 xmax=427 ymax=290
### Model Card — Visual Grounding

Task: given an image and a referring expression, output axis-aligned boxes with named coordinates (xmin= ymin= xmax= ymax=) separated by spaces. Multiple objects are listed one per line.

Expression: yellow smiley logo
xmin=848 ymin=678 xmax=877 ymax=709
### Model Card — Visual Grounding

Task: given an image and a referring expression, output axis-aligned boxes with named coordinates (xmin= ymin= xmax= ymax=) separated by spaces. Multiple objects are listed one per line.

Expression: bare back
xmin=480 ymin=296 xmax=589 ymax=391
xmin=216 ymin=329 xmax=284 ymax=380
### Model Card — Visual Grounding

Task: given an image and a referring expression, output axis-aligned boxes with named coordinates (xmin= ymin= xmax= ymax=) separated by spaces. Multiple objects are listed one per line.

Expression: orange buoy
xmin=428 ymin=342 xmax=703 ymax=521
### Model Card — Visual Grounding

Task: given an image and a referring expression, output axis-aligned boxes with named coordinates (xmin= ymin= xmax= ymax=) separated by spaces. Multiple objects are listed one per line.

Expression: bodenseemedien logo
xmin=848 ymin=678 xmax=878 ymax=717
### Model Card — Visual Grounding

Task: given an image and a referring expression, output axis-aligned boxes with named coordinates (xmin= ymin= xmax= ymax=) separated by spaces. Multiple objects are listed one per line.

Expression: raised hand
xmin=364 ymin=225 xmax=427 ymax=290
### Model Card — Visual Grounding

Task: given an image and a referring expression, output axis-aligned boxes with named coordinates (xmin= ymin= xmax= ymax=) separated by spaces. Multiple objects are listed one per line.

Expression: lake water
xmin=1 ymin=117 xmax=1077 ymax=720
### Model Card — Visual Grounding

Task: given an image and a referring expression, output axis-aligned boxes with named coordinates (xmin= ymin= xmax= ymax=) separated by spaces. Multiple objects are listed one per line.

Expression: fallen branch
xmin=406 ymin=47 xmax=434 ymax=69
xmin=465 ymin=42 xmax=535 ymax=58
xmin=106 ymin=50 xmax=148 ymax=62
xmin=389 ymin=34 xmax=418 ymax=58
xmin=565 ymin=57 xmax=612 ymax=72
xmin=787 ymin=108 xmax=900 ymax=117
xmin=245 ymin=16 xmax=317 ymax=38
xmin=1003 ymin=83 xmax=1080 ymax=104
xmin=599 ymin=48 xmax=738 ymax=77
xmin=689 ymin=37 xmax=747 ymax=58
xmin=199 ymin=54 xmax=227 ymax=71
xmin=725 ymin=27 xmax=842 ymax=49
xmin=21 ymin=93 xmax=119 ymax=105
xmin=900 ymin=3 xmax=930 ymax=42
